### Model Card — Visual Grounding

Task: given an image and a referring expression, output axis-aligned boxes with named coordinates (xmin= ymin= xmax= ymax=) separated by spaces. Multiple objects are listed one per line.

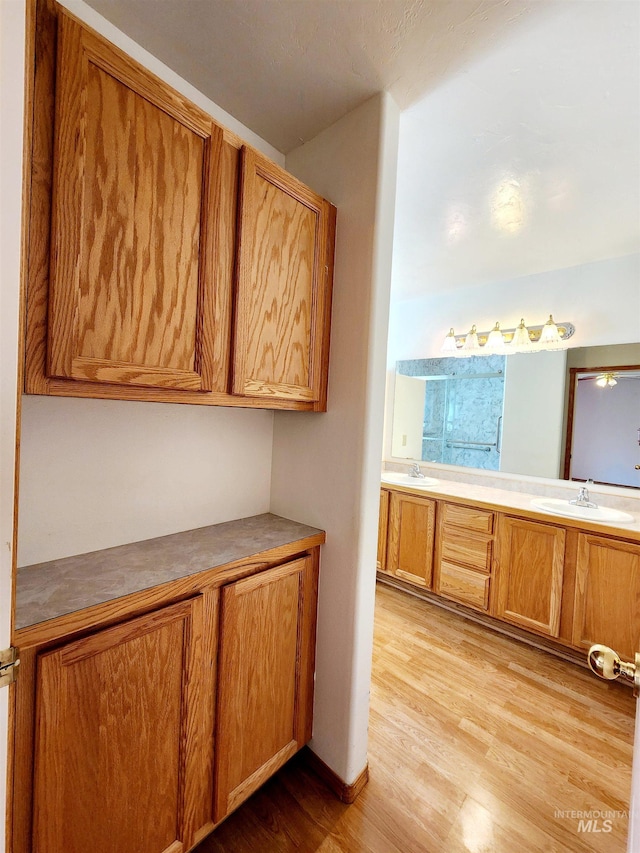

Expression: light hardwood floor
xmin=196 ymin=582 xmax=635 ymax=852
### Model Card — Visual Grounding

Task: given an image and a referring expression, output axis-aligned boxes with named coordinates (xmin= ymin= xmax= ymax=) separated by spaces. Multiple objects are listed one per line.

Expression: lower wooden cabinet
xmin=214 ymin=557 xmax=317 ymax=822
xmin=19 ymin=553 xmax=319 ymax=853
xmin=434 ymin=503 xmax=495 ymax=613
xmin=32 ymin=597 xmax=214 ymax=853
xmin=494 ymin=516 xmax=566 ymax=637
xmin=377 ymin=487 xmax=640 ymax=659
xmin=377 ymin=489 xmax=390 ymax=571
xmin=573 ymin=533 xmax=640 ymax=660
xmin=387 ymin=491 xmax=436 ymax=588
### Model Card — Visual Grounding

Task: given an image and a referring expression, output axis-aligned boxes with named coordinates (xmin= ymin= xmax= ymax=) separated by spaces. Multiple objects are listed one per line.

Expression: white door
xmin=0 ymin=1 xmax=27 ymax=851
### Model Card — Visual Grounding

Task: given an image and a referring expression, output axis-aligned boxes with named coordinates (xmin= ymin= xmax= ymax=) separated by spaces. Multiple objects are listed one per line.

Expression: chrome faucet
xmin=408 ymin=462 xmax=425 ymax=479
xmin=570 ymin=480 xmax=598 ymax=509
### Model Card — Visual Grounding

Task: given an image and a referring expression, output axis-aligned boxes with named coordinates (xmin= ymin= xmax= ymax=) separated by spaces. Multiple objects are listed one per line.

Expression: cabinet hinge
xmin=0 ymin=647 xmax=20 ymax=688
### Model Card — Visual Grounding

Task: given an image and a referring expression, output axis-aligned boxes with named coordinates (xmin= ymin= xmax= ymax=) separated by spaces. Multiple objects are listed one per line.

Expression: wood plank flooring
xmin=195 ymin=582 xmax=635 ymax=852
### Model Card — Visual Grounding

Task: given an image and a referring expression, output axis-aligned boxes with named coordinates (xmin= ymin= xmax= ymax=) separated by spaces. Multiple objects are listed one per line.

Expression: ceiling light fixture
xmin=440 ymin=317 xmax=575 ymax=357
xmin=595 ymin=373 xmax=618 ymax=388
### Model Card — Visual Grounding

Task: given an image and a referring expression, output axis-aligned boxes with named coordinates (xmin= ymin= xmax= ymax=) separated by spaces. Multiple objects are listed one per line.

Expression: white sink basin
xmin=381 ymin=472 xmax=439 ymax=489
xmin=530 ymin=497 xmax=635 ymax=525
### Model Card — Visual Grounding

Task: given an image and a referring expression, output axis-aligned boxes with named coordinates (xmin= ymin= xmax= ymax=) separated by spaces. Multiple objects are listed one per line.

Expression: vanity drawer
xmin=441 ymin=503 xmax=494 ymax=534
xmin=438 ymin=562 xmax=490 ymax=611
xmin=440 ymin=527 xmax=493 ymax=573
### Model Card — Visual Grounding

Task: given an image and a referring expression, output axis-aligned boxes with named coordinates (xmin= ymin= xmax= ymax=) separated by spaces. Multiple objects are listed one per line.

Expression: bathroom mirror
xmin=391 ymin=342 xmax=640 ymax=489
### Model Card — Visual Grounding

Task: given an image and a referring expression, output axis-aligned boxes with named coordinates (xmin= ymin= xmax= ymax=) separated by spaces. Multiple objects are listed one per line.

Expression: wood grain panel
xmin=387 ymin=492 xmax=436 ymax=588
xmin=233 ymin=147 xmax=334 ymax=403
xmin=214 ymin=558 xmax=311 ymax=822
xmin=377 ymin=489 xmax=390 ymax=572
xmin=31 ymin=597 xmax=209 ymax=853
xmin=441 ymin=502 xmax=494 ymax=534
xmin=495 ymin=516 xmax=565 ymax=637
xmin=47 ymin=11 xmax=221 ymax=392
xmin=24 ymin=0 xmax=332 ymax=410
xmin=438 ymin=561 xmax=490 ymax=611
xmin=573 ymin=533 xmax=640 ymax=660
xmin=440 ymin=526 xmax=493 ymax=573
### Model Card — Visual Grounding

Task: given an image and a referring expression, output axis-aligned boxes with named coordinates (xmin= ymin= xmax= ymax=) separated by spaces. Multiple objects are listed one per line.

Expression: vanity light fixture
xmin=439 ymin=317 xmax=575 ymax=356
xmin=538 ymin=314 xmax=563 ymax=349
xmin=511 ymin=318 xmax=533 ymax=352
xmin=484 ymin=321 xmax=507 ymax=354
xmin=461 ymin=325 xmax=481 ymax=354
xmin=441 ymin=328 xmax=459 ymax=354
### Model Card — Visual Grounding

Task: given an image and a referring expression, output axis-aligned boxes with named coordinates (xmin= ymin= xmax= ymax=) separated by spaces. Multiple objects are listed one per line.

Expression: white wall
xmin=271 ymin=92 xmax=399 ymax=783
xmin=17 ymin=0 xmax=281 ymax=568
xmin=500 ymin=350 xmax=567 ymax=479
xmin=18 ymin=397 xmax=274 ymax=565
xmin=0 ymin=1 xmax=27 ymax=849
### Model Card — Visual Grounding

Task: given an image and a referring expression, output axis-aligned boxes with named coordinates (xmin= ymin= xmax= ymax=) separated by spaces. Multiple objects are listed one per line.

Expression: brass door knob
xmin=635 ymin=465 xmax=640 ymax=470
xmin=588 ymin=644 xmax=639 ymax=696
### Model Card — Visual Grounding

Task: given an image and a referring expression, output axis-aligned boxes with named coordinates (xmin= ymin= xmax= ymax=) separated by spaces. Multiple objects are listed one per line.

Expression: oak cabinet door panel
xmin=573 ymin=533 xmax=640 ymax=660
xmin=495 ymin=516 xmax=565 ymax=637
xmin=387 ymin=492 xmax=436 ymax=588
xmin=214 ymin=556 xmax=317 ymax=822
xmin=31 ymin=597 xmax=211 ymax=853
xmin=48 ymin=12 xmax=222 ymax=392
xmin=232 ymin=148 xmax=334 ymax=405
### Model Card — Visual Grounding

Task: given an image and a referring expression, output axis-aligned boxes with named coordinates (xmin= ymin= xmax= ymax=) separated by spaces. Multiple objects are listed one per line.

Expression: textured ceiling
xmin=82 ymin=0 xmax=555 ymax=154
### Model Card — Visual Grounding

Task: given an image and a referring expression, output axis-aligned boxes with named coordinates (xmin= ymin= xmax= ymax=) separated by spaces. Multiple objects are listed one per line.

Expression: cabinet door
xmin=232 ymin=148 xmax=335 ymax=407
xmin=387 ymin=491 xmax=436 ymax=588
xmin=495 ymin=516 xmax=565 ymax=637
xmin=48 ymin=12 xmax=222 ymax=392
xmin=32 ymin=597 xmax=213 ymax=853
xmin=573 ymin=534 xmax=640 ymax=660
xmin=214 ymin=555 xmax=318 ymax=822
xmin=377 ymin=489 xmax=390 ymax=571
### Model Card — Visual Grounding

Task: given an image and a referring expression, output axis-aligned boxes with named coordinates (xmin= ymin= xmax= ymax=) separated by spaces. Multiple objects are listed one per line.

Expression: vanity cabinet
xmin=377 ymin=484 xmax=640 ymax=659
xmin=572 ymin=533 xmax=640 ymax=660
xmin=31 ymin=596 xmax=215 ymax=853
xmin=493 ymin=516 xmax=565 ymax=637
xmin=387 ymin=491 xmax=436 ymax=588
xmin=434 ymin=503 xmax=495 ymax=613
xmin=25 ymin=0 xmax=335 ymax=411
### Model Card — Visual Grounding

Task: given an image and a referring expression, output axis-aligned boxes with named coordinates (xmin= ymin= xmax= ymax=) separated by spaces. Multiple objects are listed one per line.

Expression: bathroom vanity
xmin=377 ymin=476 xmax=640 ymax=662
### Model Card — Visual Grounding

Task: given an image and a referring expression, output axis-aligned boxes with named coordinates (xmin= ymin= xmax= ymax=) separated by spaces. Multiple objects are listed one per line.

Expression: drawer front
xmin=441 ymin=503 xmax=494 ymax=534
xmin=438 ymin=562 xmax=490 ymax=611
xmin=441 ymin=527 xmax=493 ymax=573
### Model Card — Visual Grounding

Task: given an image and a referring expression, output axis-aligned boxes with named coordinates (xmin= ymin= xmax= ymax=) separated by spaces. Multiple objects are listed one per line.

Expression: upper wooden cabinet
xmin=25 ymin=0 xmax=335 ymax=410
xmin=233 ymin=149 xmax=334 ymax=405
xmin=48 ymin=12 xmax=223 ymax=393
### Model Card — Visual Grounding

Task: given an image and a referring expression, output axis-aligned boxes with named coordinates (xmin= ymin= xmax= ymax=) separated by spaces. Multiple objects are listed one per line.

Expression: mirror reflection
xmin=392 ymin=343 xmax=640 ymax=489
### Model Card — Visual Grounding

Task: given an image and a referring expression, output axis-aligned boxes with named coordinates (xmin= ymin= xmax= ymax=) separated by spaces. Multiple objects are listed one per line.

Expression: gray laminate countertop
xmin=16 ymin=513 xmax=325 ymax=630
